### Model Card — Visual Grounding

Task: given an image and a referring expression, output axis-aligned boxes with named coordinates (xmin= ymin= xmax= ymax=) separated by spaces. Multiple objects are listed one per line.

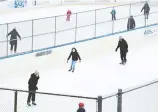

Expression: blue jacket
xmin=111 ymin=9 xmax=116 ymax=15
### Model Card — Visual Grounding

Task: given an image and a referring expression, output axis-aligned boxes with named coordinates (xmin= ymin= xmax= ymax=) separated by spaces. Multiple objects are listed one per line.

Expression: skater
xmin=127 ymin=15 xmax=135 ymax=31
xmin=7 ymin=27 xmax=21 ymax=53
xmin=67 ymin=47 xmax=81 ymax=72
xmin=77 ymin=102 xmax=86 ymax=112
xmin=141 ymin=2 xmax=150 ymax=19
xmin=27 ymin=70 xmax=40 ymax=106
xmin=66 ymin=9 xmax=72 ymax=21
xmin=111 ymin=8 xmax=116 ymax=21
xmin=115 ymin=36 xmax=128 ymax=65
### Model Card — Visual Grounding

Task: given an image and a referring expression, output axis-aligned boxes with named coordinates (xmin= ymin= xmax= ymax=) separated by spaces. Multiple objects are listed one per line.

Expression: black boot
xmin=119 ymin=61 xmax=123 ymax=64
xmin=32 ymin=101 xmax=36 ymax=105
xmin=68 ymin=69 xmax=72 ymax=72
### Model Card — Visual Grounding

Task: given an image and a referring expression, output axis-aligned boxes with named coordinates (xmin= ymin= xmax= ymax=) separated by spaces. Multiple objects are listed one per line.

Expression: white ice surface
xmin=0 ymin=4 xmax=157 ymax=112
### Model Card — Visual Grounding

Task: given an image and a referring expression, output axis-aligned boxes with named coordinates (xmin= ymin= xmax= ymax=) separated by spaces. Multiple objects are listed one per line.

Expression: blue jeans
xmin=70 ymin=61 xmax=77 ymax=70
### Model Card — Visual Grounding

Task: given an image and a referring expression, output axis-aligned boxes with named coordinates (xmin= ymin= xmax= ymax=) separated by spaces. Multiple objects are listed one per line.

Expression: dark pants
xmin=112 ymin=14 xmax=116 ymax=20
xmin=27 ymin=90 xmax=36 ymax=103
xmin=127 ymin=26 xmax=134 ymax=31
xmin=120 ymin=51 xmax=127 ymax=62
xmin=10 ymin=43 xmax=17 ymax=52
xmin=144 ymin=13 xmax=149 ymax=19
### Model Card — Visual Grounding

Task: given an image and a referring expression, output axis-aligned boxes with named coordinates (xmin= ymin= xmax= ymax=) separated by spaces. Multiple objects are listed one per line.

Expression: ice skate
xmin=68 ymin=69 xmax=72 ymax=72
xmin=72 ymin=69 xmax=74 ymax=72
xmin=27 ymin=102 xmax=31 ymax=106
xmin=32 ymin=102 xmax=37 ymax=105
xmin=124 ymin=61 xmax=127 ymax=65
xmin=119 ymin=61 xmax=124 ymax=65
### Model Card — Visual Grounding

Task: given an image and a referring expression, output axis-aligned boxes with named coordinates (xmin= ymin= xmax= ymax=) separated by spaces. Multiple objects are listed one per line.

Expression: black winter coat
xmin=127 ymin=17 xmax=135 ymax=30
xmin=116 ymin=39 xmax=128 ymax=53
xmin=7 ymin=29 xmax=21 ymax=44
xmin=77 ymin=108 xmax=85 ymax=112
xmin=28 ymin=73 xmax=39 ymax=90
xmin=141 ymin=3 xmax=150 ymax=14
xmin=67 ymin=51 xmax=81 ymax=61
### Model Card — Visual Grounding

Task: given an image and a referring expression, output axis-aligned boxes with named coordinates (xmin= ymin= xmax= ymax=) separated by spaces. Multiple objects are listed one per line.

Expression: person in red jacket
xmin=77 ymin=102 xmax=86 ymax=112
xmin=66 ymin=10 xmax=72 ymax=21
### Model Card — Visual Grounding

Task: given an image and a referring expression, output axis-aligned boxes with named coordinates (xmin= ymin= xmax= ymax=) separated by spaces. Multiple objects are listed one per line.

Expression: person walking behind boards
xmin=127 ymin=15 xmax=135 ymax=30
xmin=66 ymin=9 xmax=72 ymax=22
xmin=27 ymin=70 xmax=40 ymax=106
xmin=6 ymin=27 xmax=21 ymax=53
xmin=77 ymin=103 xmax=86 ymax=112
xmin=141 ymin=2 xmax=150 ymax=19
xmin=111 ymin=8 xmax=116 ymax=21
xmin=115 ymin=36 xmax=128 ymax=65
xmin=67 ymin=47 xmax=81 ymax=72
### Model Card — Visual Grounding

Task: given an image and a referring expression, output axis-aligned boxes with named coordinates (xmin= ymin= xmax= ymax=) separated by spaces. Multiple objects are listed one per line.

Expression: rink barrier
xmin=0 ymin=23 xmax=157 ymax=60
xmin=0 ymin=1 xmax=146 ymax=20
xmin=0 ymin=1 xmax=157 ymax=60
xmin=102 ymin=78 xmax=158 ymax=99
xmin=0 ymin=87 xmax=97 ymax=99
xmin=0 ymin=78 xmax=158 ymax=112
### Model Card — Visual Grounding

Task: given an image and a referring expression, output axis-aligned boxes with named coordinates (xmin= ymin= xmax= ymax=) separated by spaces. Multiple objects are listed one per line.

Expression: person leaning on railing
xmin=127 ymin=15 xmax=136 ymax=31
xmin=27 ymin=70 xmax=40 ymax=106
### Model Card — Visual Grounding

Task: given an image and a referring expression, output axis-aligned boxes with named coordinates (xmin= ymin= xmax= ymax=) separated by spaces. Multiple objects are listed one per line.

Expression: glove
xmin=36 ymin=87 xmax=38 ymax=90
xmin=115 ymin=48 xmax=117 ymax=52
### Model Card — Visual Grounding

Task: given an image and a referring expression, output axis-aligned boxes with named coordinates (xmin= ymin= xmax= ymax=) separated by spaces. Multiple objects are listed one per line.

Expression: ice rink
xmin=0 ymin=2 xmax=157 ymax=112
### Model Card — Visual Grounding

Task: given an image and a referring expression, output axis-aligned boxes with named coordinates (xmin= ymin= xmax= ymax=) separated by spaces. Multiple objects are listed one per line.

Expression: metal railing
xmin=0 ymin=1 xmax=158 ymax=59
xmin=0 ymin=87 xmax=98 ymax=112
xmin=0 ymin=78 xmax=158 ymax=112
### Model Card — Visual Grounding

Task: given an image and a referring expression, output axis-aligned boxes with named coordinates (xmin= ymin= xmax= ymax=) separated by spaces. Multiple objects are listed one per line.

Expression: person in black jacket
xmin=141 ymin=2 xmax=150 ymax=19
xmin=27 ymin=70 xmax=40 ymax=106
xmin=6 ymin=27 xmax=21 ymax=53
xmin=115 ymin=36 xmax=128 ymax=65
xmin=77 ymin=102 xmax=85 ymax=112
xmin=67 ymin=48 xmax=81 ymax=72
xmin=127 ymin=15 xmax=135 ymax=31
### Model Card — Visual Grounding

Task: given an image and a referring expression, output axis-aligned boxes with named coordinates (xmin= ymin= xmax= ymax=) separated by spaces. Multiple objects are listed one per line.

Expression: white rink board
xmin=0 ymin=25 xmax=158 ymax=112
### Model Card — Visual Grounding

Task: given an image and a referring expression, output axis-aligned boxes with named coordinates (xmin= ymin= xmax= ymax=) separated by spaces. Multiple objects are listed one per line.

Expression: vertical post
xmin=94 ymin=10 xmax=97 ymax=38
xmin=14 ymin=91 xmax=17 ymax=112
xmin=61 ymin=0 xmax=62 ymax=5
xmin=98 ymin=96 xmax=102 ymax=112
xmin=35 ymin=0 xmax=36 ymax=6
xmin=32 ymin=20 xmax=34 ymax=52
xmin=129 ymin=4 xmax=131 ymax=16
xmin=96 ymin=100 xmax=98 ymax=112
xmin=6 ymin=23 xmax=9 ymax=56
xmin=117 ymin=89 xmax=122 ymax=112
xmin=112 ymin=20 xmax=114 ymax=34
xmin=112 ymin=7 xmax=114 ymax=34
xmin=54 ymin=16 xmax=57 ymax=46
xmin=128 ymin=5 xmax=131 ymax=31
xmin=75 ymin=13 xmax=78 ymax=42
xmin=145 ymin=15 xmax=147 ymax=27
